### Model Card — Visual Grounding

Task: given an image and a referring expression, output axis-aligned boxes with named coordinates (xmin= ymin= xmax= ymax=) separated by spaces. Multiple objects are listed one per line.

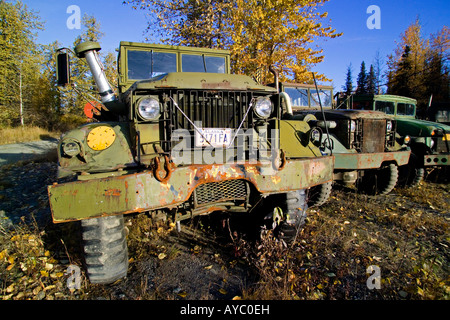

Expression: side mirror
xmin=56 ymin=50 xmax=70 ymax=86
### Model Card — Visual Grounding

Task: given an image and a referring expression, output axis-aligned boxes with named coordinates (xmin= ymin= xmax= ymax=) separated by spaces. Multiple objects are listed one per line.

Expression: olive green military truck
xmin=340 ymin=93 xmax=450 ymax=185
xmin=280 ymin=83 xmax=410 ymax=205
xmin=49 ymin=41 xmax=334 ymax=284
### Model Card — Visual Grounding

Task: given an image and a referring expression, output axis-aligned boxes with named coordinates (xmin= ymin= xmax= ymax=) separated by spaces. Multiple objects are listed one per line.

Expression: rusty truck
xmin=279 ymin=83 xmax=411 ymax=205
xmin=341 ymin=93 xmax=450 ymax=185
xmin=48 ymin=41 xmax=334 ymax=284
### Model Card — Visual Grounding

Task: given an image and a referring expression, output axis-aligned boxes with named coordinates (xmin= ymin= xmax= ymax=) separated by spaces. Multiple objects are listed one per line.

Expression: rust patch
xmin=105 ymin=189 xmax=121 ymax=197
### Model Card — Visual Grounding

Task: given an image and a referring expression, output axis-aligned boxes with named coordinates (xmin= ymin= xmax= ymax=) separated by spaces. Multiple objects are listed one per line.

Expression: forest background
xmin=0 ymin=0 xmax=448 ymax=132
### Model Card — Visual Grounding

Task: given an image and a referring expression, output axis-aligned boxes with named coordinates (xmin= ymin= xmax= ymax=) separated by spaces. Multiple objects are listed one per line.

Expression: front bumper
xmin=424 ymin=154 xmax=450 ymax=166
xmin=333 ymin=150 xmax=411 ymax=170
xmin=48 ymin=156 xmax=334 ymax=223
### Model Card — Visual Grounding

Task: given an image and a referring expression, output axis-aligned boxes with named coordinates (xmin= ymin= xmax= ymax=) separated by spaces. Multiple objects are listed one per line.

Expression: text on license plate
xmin=195 ymin=128 xmax=233 ymax=148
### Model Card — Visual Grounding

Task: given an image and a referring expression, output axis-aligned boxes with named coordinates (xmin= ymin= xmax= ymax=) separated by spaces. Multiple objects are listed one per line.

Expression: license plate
xmin=195 ymin=128 xmax=233 ymax=148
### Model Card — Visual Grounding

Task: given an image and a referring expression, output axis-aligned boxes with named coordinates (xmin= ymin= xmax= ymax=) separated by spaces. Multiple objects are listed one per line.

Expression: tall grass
xmin=0 ymin=126 xmax=60 ymax=145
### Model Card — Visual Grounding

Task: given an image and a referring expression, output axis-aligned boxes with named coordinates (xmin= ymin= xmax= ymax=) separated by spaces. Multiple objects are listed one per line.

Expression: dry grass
xmin=0 ymin=166 xmax=448 ymax=300
xmin=0 ymin=126 xmax=60 ymax=145
xmin=238 ymin=182 xmax=450 ymax=300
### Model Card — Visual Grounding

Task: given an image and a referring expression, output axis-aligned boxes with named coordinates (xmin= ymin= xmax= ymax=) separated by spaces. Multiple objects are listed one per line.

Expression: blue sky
xmin=21 ymin=0 xmax=450 ymax=90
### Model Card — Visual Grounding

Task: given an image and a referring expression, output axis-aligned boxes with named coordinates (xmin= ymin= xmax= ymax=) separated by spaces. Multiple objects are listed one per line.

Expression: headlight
xmin=253 ymin=97 xmax=273 ymax=119
xmin=309 ymin=127 xmax=322 ymax=146
xmin=350 ymin=120 xmax=357 ymax=132
xmin=138 ymin=97 xmax=161 ymax=121
xmin=386 ymin=120 xmax=393 ymax=132
xmin=62 ymin=140 xmax=81 ymax=157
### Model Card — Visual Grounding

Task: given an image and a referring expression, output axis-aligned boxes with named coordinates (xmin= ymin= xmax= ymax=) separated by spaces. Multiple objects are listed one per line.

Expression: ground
xmin=0 ymin=158 xmax=449 ymax=300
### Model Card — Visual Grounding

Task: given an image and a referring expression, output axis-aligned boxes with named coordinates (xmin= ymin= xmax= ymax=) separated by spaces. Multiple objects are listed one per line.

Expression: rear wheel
xmin=81 ymin=215 xmax=129 ymax=284
xmin=358 ymin=163 xmax=399 ymax=195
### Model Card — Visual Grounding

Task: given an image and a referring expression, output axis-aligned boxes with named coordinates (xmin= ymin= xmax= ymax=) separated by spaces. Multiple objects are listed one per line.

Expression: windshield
xmin=181 ymin=54 xmax=226 ymax=73
xmin=375 ymin=101 xmax=395 ymax=114
xmin=128 ymin=50 xmax=177 ymax=80
xmin=311 ymin=89 xmax=332 ymax=108
xmin=127 ymin=50 xmax=227 ymax=79
xmin=285 ymin=87 xmax=308 ymax=107
xmin=352 ymin=101 xmax=372 ymax=110
xmin=284 ymin=87 xmax=332 ymax=108
xmin=397 ymin=103 xmax=416 ymax=116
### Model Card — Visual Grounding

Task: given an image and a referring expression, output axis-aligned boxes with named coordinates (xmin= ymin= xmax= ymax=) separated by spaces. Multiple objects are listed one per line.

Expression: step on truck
xmin=279 ymin=83 xmax=411 ymax=205
xmin=48 ymin=41 xmax=334 ymax=284
xmin=340 ymin=93 xmax=450 ymax=185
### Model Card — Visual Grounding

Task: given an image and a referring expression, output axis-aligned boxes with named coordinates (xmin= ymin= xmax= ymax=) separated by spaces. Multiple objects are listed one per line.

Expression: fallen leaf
xmin=158 ymin=253 xmax=167 ymax=260
xmin=6 ymin=284 xmax=15 ymax=293
xmin=219 ymin=288 xmax=228 ymax=295
xmin=417 ymin=287 xmax=424 ymax=296
xmin=204 ymin=265 xmax=213 ymax=270
xmin=0 ymin=249 xmax=7 ymax=260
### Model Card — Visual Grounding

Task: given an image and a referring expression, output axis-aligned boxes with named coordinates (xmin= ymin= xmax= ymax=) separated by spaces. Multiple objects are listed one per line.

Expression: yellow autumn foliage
xmin=125 ymin=0 xmax=342 ymax=84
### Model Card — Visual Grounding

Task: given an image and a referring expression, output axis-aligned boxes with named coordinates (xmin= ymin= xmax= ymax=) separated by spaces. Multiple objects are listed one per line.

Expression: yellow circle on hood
xmin=86 ymin=126 xmax=116 ymax=151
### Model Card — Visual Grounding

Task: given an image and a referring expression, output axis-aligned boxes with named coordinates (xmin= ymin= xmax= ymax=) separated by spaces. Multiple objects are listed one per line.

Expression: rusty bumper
xmin=334 ymin=150 xmax=411 ymax=170
xmin=48 ymin=156 xmax=334 ymax=223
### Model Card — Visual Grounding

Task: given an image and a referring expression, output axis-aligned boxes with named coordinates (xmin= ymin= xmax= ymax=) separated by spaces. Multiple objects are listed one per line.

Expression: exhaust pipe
xmin=74 ymin=42 xmax=117 ymax=103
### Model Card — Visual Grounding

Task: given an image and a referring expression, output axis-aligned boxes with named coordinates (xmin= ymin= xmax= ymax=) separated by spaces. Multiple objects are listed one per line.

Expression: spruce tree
xmin=367 ymin=64 xmax=376 ymax=95
xmin=342 ymin=64 xmax=354 ymax=95
xmin=356 ymin=61 xmax=368 ymax=94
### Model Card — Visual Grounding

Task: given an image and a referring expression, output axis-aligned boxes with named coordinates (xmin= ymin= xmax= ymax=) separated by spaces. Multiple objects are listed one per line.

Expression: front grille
xmin=163 ymin=90 xmax=254 ymax=151
xmin=435 ymin=135 xmax=449 ymax=153
xmin=361 ymin=119 xmax=386 ymax=153
xmin=193 ymin=179 xmax=248 ymax=207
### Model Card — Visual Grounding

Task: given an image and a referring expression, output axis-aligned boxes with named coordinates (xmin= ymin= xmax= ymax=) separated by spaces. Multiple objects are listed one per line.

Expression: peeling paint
xmin=48 ymin=156 xmax=334 ymax=223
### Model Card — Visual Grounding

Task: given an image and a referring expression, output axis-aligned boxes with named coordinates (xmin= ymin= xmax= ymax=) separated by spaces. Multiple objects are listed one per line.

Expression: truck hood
xmin=293 ymin=109 xmax=393 ymax=120
xmin=127 ymin=72 xmax=277 ymax=93
xmin=396 ymin=118 xmax=450 ymax=137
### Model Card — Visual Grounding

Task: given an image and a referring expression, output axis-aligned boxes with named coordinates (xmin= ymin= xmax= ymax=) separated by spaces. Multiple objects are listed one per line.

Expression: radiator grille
xmin=361 ymin=119 xmax=386 ymax=153
xmin=194 ymin=179 xmax=248 ymax=206
xmin=164 ymin=90 xmax=254 ymax=151
xmin=435 ymin=136 xmax=449 ymax=153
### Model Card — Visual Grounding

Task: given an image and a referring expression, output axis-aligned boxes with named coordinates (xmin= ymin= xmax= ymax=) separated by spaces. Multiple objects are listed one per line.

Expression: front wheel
xmin=275 ymin=189 xmax=308 ymax=243
xmin=398 ymin=154 xmax=424 ymax=187
xmin=358 ymin=163 xmax=399 ymax=195
xmin=81 ymin=215 xmax=129 ymax=284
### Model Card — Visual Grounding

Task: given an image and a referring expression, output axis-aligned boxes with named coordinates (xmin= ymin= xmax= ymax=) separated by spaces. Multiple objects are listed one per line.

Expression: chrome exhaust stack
xmin=74 ymin=41 xmax=117 ymax=103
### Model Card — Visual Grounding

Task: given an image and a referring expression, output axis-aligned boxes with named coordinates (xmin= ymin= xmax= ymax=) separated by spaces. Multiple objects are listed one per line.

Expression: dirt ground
xmin=0 ymin=160 xmax=449 ymax=301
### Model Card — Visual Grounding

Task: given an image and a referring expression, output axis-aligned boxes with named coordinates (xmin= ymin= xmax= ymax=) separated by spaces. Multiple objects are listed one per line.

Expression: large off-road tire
xmin=276 ymin=189 xmax=308 ymax=243
xmin=398 ymin=154 xmax=424 ymax=187
xmin=308 ymin=181 xmax=332 ymax=207
xmin=81 ymin=215 xmax=129 ymax=284
xmin=358 ymin=163 xmax=399 ymax=195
